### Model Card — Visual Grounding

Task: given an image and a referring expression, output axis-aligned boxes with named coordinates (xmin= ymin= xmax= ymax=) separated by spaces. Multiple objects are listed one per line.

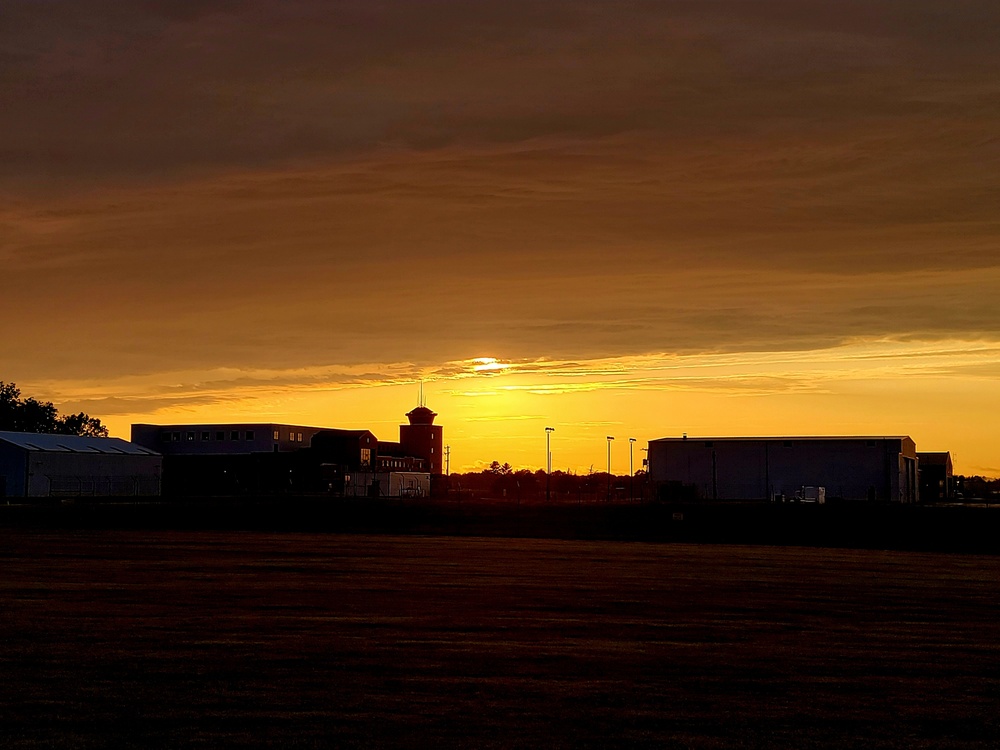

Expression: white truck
xmin=795 ymin=486 xmax=826 ymax=504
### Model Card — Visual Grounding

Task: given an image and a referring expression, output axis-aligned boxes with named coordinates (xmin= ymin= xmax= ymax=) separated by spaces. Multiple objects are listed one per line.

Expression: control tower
xmin=399 ymin=402 xmax=443 ymax=475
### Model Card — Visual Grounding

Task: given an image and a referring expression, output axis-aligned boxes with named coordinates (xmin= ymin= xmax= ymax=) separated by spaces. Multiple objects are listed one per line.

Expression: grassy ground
xmin=5 ymin=499 xmax=1000 ymax=553
xmin=2 ymin=531 xmax=999 ymax=748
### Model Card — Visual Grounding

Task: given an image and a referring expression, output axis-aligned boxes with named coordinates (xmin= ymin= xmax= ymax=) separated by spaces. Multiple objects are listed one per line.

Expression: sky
xmin=3 ymin=1 xmax=999 ymax=474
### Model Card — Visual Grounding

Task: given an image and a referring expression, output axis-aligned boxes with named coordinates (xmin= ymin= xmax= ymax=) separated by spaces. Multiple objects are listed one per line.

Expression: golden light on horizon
xmin=4 ymin=2 xmax=999 ymax=478
xmin=14 ymin=337 xmax=995 ymax=477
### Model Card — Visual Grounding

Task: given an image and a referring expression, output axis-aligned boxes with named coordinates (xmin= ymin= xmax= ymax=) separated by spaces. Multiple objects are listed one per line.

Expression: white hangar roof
xmin=0 ymin=431 xmax=159 ymax=456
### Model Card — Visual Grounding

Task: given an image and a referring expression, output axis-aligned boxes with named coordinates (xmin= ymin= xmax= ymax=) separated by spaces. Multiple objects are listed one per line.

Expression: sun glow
xmin=470 ymin=357 xmax=510 ymax=374
xmin=27 ymin=337 xmax=1000 ymax=477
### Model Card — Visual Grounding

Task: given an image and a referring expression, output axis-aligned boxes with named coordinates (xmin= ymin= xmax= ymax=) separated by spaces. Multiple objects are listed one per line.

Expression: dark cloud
xmin=3 ymin=1 xmax=997 ymax=185
xmin=2 ymin=1 xmax=999 ymax=384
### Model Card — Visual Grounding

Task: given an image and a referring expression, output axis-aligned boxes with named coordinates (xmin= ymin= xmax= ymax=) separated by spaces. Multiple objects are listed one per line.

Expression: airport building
xmin=0 ymin=431 xmax=161 ymax=498
xmin=397 ymin=405 xmax=443 ymax=474
xmin=917 ymin=451 xmax=954 ymax=502
xmin=131 ymin=423 xmax=328 ymax=456
xmin=131 ymin=403 xmax=442 ymax=497
xmin=649 ymin=436 xmax=919 ymax=503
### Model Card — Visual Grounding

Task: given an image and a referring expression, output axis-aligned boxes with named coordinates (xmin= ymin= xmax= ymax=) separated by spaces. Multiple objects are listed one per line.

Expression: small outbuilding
xmin=0 ymin=431 xmax=162 ymax=498
xmin=917 ymin=452 xmax=954 ymax=502
xmin=338 ymin=470 xmax=431 ymax=499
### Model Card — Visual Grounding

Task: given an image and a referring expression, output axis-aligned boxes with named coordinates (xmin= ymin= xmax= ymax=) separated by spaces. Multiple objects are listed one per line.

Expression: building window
xmin=201 ymin=432 xmax=210 ymax=441
xmin=173 ymin=432 xmax=181 ymax=442
xmin=297 ymin=432 xmax=303 ymax=442
xmin=273 ymin=430 xmax=280 ymax=441
xmin=216 ymin=431 xmax=225 ymax=441
xmin=245 ymin=431 xmax=254 ymax=441
xmin=186 ymin=432 xmax=195 ymax=441
xmin=289 ymin=432 xmax=295 ymax=441
xmin=161 ymin=432 xmax=173 ymax=442
xmin=430 ymin=447 xmax=434 ymax=454
xmin=230 ymin=431 xmax=240 ymax=441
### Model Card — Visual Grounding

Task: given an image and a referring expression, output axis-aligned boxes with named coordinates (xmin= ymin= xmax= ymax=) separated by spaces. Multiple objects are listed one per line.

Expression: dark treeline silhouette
xmin=955 ymin=475 xmax=1000 ymax=500
xmin=0 ymin=381 xmax=108 ymax=437
xmin=442 ymin=461 xmax=649 ymax=503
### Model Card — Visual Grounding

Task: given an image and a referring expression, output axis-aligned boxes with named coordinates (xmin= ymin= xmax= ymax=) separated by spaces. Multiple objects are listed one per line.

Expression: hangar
xmin=0 ymin=431 xmax=161 ymax=498
xmin=649 ymin=436 xmax=919 ymax=503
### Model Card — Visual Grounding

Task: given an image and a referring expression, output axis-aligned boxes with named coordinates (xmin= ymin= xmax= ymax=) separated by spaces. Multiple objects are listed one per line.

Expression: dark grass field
xmin=2 ymin=531 xmax=999 ymax=748
xmin=6 ymin=499 xmax=1000 ymax=553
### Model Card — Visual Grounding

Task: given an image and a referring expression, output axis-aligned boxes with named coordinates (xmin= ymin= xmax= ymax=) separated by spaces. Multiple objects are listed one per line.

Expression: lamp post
xmin=606 ymin=436 xmax=615 ymax=502
xmin=629 ymin=437 xmax=636 ymax=502
xmin=545 ymin=427 xmax=555 ymax=503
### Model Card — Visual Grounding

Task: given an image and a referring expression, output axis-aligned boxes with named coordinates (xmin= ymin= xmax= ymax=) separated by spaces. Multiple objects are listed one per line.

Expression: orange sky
xmin=3 ymin=1 xmax=999 ymax=474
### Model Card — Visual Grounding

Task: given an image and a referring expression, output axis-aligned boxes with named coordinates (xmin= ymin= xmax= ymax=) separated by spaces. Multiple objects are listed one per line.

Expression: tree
xmin=58 ymin=412 xmax=110 ymax=437
xmin=0 ymin=381 xmax=108 ymax=437
xmin=0 ymin=381 xmax=21 ymax=428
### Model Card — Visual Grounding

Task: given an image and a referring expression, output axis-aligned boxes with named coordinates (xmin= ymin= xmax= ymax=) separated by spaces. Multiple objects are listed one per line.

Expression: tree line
xmin=0 ymin=381 xmax=108 ymax=437
xmin=442 ymin=461 xmax=649 ymax=502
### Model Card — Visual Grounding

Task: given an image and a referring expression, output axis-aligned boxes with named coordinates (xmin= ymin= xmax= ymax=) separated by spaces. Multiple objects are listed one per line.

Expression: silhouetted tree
xmin=449 ymin=463 xmax=636 ymax=503
xmin=955 ymin=475 xmax=1000 ymax=500
xmin=0 ymin=381 xmax=108 ymax=437
xmin=58 ymin=412 xmax=110 ymax=437
xmin=488 ymin=461 xmax=512 ymax=475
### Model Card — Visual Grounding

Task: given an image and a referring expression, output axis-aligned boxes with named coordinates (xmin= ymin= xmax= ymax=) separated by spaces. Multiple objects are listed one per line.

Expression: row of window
xmin=161 ymin=430 xmax=309 ymax=444
xmin=377 ymin=459 xmax=426 ymax=470
xmin=382 ymin=459 xmax=410 ymax=469
xmin=163 ymin=431 xmax=256 ymax=443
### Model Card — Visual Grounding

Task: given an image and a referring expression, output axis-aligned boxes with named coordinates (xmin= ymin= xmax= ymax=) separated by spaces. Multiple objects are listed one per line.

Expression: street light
xmin=629 ymin=438 xmax=637 ymax=502
xmin=606 ymin=436 xmax=615 ymax=502
xmin=545 ymin=427 xmax=555 ymax=503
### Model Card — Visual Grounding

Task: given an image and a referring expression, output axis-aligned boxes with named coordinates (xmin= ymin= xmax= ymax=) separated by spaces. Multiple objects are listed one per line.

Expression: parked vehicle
xmin=795 ymin=486 xmax=826 ymax=504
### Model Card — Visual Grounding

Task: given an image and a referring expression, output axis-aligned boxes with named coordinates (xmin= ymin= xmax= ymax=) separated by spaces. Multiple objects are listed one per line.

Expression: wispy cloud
xmin=31 ymin=337 xmax=1000 ymax=420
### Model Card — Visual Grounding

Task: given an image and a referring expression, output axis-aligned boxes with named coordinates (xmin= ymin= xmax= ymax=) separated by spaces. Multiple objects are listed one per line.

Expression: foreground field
xmin=2 ymin=532 xmax=998 ymax=748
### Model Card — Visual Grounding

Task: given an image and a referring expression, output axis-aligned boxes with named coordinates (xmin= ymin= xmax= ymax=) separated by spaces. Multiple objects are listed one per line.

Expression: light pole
xmin=629 ymin=437 xmax=636 ymax=502
xmin=606 ymin=436 xmax=615 ymax=502
xmin=545 ymin=427 xmax=555 ymax=503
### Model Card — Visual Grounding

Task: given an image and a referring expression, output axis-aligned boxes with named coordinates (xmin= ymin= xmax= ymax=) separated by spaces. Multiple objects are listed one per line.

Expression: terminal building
xmin=130 ymin=423 xmax=328 ymax=456
xmin=648 ymin=436 xmax=919 ymax=503
xmin=0 ymin=431 xmax=161 ymax=498
xmin=131 ymin=401 xmax=442 ymax=497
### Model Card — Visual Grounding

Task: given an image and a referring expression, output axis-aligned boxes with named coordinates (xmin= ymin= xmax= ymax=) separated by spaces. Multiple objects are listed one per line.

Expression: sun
xmin=471 ymin=357 xmax=510 ymax=374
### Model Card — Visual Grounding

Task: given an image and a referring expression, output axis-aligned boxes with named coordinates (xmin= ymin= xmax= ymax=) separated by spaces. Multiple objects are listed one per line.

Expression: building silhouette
xmin=917 ymin=451 xmax=953 ymax=501
xmin=0 ymin=431 xmax=161 ymax=498
xmin=131 ymin=400 xmax=443 ymax=496
xmin=649 ymin=436 xmax=919 ymax=502
xmin=400 ymin=405 xmax=443 ymax=475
